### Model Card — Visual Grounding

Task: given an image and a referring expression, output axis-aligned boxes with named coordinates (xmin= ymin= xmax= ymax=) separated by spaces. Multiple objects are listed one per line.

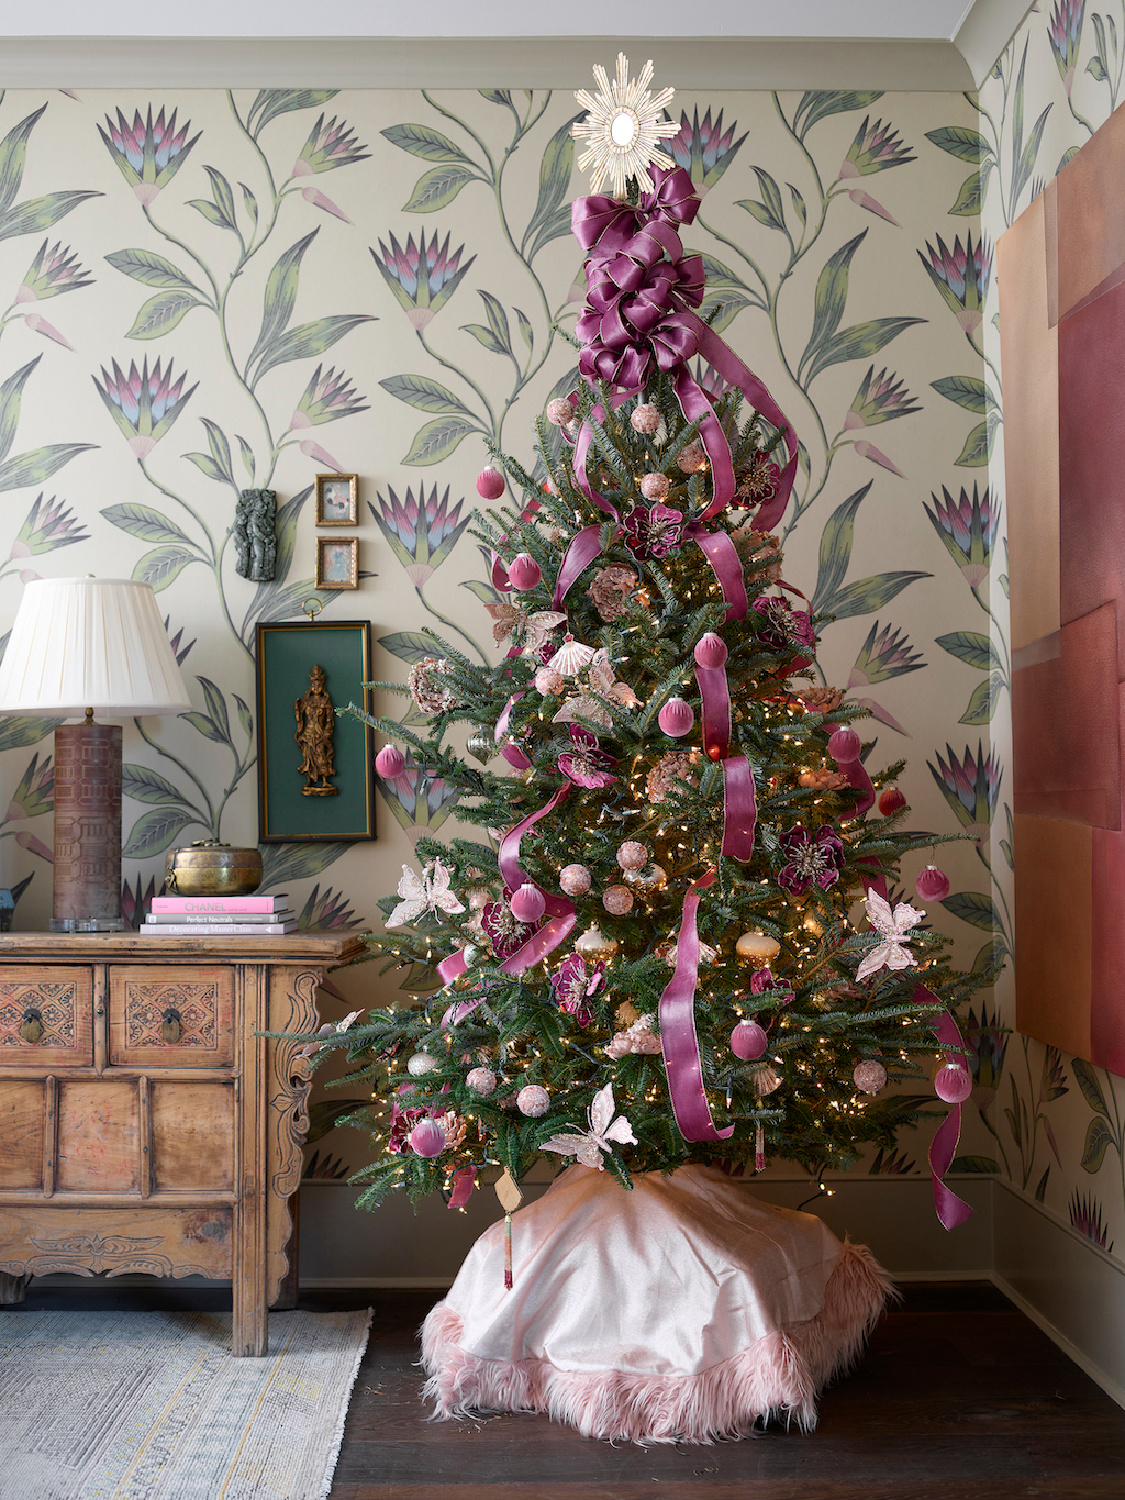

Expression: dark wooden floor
xmin=8 ymin=1280 xmax=1123 ymax=1498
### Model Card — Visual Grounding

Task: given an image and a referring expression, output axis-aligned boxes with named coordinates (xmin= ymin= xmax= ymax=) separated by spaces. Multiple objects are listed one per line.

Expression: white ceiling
xmin=0 ymin=0 xmax=1032 ymax=89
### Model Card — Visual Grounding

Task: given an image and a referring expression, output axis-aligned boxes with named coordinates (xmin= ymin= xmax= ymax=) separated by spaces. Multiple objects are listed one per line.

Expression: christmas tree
xmin=313 ymin=58 xmax=984 ymax=1237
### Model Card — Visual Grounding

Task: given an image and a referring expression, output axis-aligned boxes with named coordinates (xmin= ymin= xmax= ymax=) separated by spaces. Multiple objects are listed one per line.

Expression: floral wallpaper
xmin=0 ymin=78 xmax=1048 ymax=1227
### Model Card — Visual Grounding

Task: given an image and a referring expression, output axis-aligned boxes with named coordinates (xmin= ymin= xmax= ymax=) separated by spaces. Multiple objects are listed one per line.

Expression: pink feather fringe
xmin=421 ymin=1239 xmax=894 ymax=1444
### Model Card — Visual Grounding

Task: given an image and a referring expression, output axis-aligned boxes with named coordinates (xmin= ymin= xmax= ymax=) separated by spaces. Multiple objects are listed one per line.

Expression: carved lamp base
xmin=50 ymin=719 xmax=125 ymax=932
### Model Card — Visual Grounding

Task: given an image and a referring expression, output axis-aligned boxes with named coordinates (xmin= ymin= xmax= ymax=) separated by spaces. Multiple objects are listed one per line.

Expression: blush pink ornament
xmin=677 ymin=440 xmax=706 ymax=473
xmin=466 ymin=1066 xmax=497 ymax=1096
xmin=933 ymin=1062 xmax=972 ymax=1104
xmin=878 ymin=787 xmax=906 ymax=816
xmin=631 ymin=403 xmax=660 ymax=434
xmin=507 ymin=552 xmax=542 ymax=591
xmin=640 ymin=472 xmax=670 ymax=501
xmin=694 ymin=633 xmax=728 ymax=669
xmin=658 ymin=697 xmax=695 ymax=737
xmin=915 ymin=865 xmax=950 ymax=902
xmin=546 ymin=397 xmax=572 ymax=425
xmin=517 ymin=1084 xmax=550 ymax=1117
xmin=559 ymin=864 xmax=591 ymax=897
xmin=853 ymin=1060 xmax=887 ymax=1095
xmin=510 ymin=883 xmax=546 ymax=923
xmin=535 ymin=666 xmax=565 ymax=695
xmin=375 ymin=744 xmax=405 ymax=778
xmin=616 ymin=841 xmax=648 ymax=872
xmin=409 ymin=1118 xmax=447 ymax=1157
xmin=476 ymin=466 xmax=505 ymax=500
xmin=827 ymin=728 xmax=861 ymax=762
xmin=603 ymin=885 xmax=634 ymax=916
xmin=730 ymin=1019 xmax=769 ymax=1060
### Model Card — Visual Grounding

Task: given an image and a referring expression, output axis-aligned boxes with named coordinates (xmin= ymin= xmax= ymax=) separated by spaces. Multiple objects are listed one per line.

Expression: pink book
xmin=150 ymin=894 xmax=284 ymax=914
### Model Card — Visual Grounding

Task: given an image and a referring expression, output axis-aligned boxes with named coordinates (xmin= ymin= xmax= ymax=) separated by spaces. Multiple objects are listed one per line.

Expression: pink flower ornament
xmin=542 ymin=1084 xmax=637 ymax=1170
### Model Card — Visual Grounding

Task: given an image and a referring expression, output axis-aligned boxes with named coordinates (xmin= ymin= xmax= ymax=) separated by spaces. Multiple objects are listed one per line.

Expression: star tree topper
xmin=571 ymin=53 xmax=679 ymax=199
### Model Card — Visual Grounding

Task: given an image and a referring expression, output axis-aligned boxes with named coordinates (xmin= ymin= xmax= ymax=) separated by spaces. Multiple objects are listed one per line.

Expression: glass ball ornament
xmin=407 ymin=1052 xmax=440 ymax=1077
xmin=736 ymin=930 xmax=782 ymax=964
xmin=465 ymin=727 xmax=493 ymax=765
xmin=853 ymin=1059 xmax=887 ymax=1095
xmin=916 ymin=865 xmax=950 ymax=902
xmin=517 ymin=1084 xmax=550 ymax=1117
xmin=466 ymin=1066 xmax=497 ymax=1096
xmin=409 ymin=1118 xmax=447 ymax=1157
xmin=575 ymin=925 xmax=618 ymax=960
xmin=933 ymin=1061 xmax=972 ymax=1104
xmin=603 ymin=884 xmax=634 ymax=916
xmin=375 ymin=744 xmax=405 ymax=778
xmin=730 ymin=1019 xmax=769 ymax=1060
xmin=560 ymin=864 xmax=591 ymax=897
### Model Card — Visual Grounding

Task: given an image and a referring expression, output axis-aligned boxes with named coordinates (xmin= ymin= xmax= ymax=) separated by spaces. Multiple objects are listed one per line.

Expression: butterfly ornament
xmin=542 ymin=1083 xmax=637 ymax=1170
xmin=386 ymin=858 xmax=466 ymax=928
xmin=855 ymin=890 xmax=925 ymax=982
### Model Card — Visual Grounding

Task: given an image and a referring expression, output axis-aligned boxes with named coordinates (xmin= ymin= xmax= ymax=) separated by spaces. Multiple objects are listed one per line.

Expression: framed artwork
xmin=255 ymin=620 xmax=376 ymax=843
xmin=315 ymin=535 xmax=359 ymax=590
xmin=315 ymin=473 xmax=359 ymax=525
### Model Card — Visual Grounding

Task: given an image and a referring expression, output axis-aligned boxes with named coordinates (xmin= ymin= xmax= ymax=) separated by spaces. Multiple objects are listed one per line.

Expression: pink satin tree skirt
xmin=421 ymin=1164 xmax=892 ymax=1443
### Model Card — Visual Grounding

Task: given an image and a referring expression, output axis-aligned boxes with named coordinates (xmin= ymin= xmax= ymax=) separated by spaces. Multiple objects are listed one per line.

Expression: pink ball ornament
xmin=934 ymin=1062 xmax=972 ymax=1104
xmin=517 ymin=1084 xmax=550 ymax=1117
xmin=409 ymin=1118 xmax=447 ymax=1157
xmin=603 ymin=885 xmax=634 ymax=916
xmin=827 ymin=728 xmax=861 ymax=762
xmin=375 ymin=744 xmax=405 ymax=778
xmin=476 ymin=466 xmax=506 ymax=500
xmin=507 ymin=552 xmax=542 ymax=591
xmin=878 ymin=786 xmax=906 ymax=816
xmin=694 ymin=633 xmax=728 ymax=670
xmin=658 ymin=697 xmax=695 ymax=737
xmin=631 ymin=403 xmax=660 ymax=434
xmin=853 ymin=1059 xmax=887 ymax=1095
xmin=466 ymin=1066 xmax=496 ymax=1097
xmin=546 ymin=397 xmax=572 ymax=426
xmin=677 ymin=440 xmax=706 ymax=473
xmin=640 ymin=472 xmax=670 ymax=501
xmin=730 ymin=1019 xmax=769 ymax=1060
xmin=916 ymin=865 xmax=950 ymax=902
xmin=559 ymin=864 xmax=591 ymax=897
xmin=510 ymin=883 xmax=546 ymax=923
xmin=534 ymin=666 xmax=565 ymax=695
xmin=616 ymin=841 xmax=648 ymax=872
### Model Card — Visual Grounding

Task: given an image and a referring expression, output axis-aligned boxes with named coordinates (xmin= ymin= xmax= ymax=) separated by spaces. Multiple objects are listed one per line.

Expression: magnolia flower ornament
xmin=386 ymin=859 xmax=466 ymax=928
xmin=542 ymin=1083 xmax=637 ymax=1169
xmin=856 ymin=891 xmax=925 ymax=982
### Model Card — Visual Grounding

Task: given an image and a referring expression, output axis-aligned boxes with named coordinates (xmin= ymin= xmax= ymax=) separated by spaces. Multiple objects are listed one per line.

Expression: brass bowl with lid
xmin=164 ymin=841 xmax=264 ymax=896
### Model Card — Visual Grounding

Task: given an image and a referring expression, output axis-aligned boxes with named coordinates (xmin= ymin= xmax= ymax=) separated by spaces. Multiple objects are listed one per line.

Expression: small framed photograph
xmin=255 ymin=621 xmax=376 ymax=842
xmin=315 ymin=536 xmax=359 ymax=590
xmin=315 ymin=473 xmax=359 ymax=526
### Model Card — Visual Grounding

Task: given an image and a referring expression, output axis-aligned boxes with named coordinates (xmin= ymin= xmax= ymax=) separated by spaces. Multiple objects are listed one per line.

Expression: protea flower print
xmin=98 ymin=105 xmax=200 ymax=205
xmin=667 ymin=106 xmax=747 ymax=193
xmin=371 ymin=229 xmax=475 ymax=332
xmin=291 ymin=114 xmax=369 ymax=176
xmin=10 ymin=494 xmax=88 ymax=558
xmin=370 ymin=484 xmax=471 ymax=590
xmin=962 ymin=1000 xmax=1008 ymax=1109
xmin=847 ymin=622 xmax=924 ymax=735
xmin=845 ymin=366 xmax=919 ymax=429
xmin=838 ymin=117 xmax=915 ymax=223
xmin=918 ymin=232 xmax=992 ymax=336
xmin=5 ymin=751 xmax=53 ymax=822
xmin=297 ymin=883 xmax=364 ymax=930
xmin=163 ymin=615 xmax=196 ymax=667
xmin=1069 ymin=1191 xmax=1113 ymax=1252
xmin=289 ymin=364 xmax=368 ymax=430
xmin=1039 ymin=1046 xmax=1068 ymax=1104
xmin=18 ymin=241 xmax=92 ymax=301
xmin=927 ymin=742 xmax=1001 ymax=856
xmin=120 ymin=873 xmax=157 ymax=931
xmin=924 ymin=483 xmax=998 ymax=596
xmin=377 ymin=752 xmax=460 ymax=835
xmin=92 ymin=357 xmax=197 ymax=459
xmin=1049 ymin=0 xmax=1085 ymax=94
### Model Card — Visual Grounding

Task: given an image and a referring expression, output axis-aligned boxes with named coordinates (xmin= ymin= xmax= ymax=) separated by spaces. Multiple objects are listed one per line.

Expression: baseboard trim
xmin=989 ymin=1268 xmax=1125 ymax=1412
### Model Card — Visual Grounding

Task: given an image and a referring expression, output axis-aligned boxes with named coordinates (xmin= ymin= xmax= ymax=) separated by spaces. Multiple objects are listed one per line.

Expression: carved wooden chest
xmin=0 ymin=932 xmax=364 ymax=1354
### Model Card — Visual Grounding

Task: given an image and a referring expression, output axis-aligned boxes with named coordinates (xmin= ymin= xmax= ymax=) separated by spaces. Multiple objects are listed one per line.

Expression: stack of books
xmin=141 ymin=894 xmax=297 ymax=936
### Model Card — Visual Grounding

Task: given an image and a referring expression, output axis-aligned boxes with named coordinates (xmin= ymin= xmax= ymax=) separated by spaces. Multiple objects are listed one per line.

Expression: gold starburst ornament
xmin=572 ymin=53 xmax=679 ymax=199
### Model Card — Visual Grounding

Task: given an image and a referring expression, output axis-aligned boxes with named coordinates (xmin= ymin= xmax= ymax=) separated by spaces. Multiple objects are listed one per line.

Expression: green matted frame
xmin=255 ymin=620 xmax=376 ymax=843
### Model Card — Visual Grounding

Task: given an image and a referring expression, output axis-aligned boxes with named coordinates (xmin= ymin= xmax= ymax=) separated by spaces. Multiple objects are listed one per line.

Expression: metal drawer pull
xmin=161 ymin=1008 xmax=183 ymax=1045
xmin=19 ymin=1009 xmax=43 ymax=1044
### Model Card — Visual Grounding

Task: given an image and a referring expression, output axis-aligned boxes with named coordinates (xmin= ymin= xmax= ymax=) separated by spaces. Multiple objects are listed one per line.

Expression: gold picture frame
xmin=315 ymin=536 xmax=359 ymax=590
xmin=314 ymin=472 xmax=359 ymax=526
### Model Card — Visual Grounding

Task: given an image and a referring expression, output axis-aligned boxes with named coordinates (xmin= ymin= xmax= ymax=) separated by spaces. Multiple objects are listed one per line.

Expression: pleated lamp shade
xmin=0 ymin=577 xmax=191 ymax=716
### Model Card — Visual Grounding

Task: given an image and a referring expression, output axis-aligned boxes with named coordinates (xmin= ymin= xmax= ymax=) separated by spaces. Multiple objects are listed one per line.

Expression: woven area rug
xmin=0 ymin=1307 xmax=371 ymax=1500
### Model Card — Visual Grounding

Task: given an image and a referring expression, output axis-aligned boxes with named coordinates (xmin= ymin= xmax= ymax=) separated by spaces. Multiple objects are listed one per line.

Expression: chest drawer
xmin=109 ymin=967 xmax=233 ymax=1068
xmin=0 ymin=969 xmax=93 ymax=1067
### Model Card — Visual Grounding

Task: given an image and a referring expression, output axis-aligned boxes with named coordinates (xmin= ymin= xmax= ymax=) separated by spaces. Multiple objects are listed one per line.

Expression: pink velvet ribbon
xmin=914 ymin=982 xmax=974 ymax=1230
xmin=827 ymin=721 xmax=875 ymax=816
xmin=659 ymin=869 xmax=734 ymax=1143
xmin=721 ymin=756 xmax=758 ymax=862
xmin=693 ymin=657 xmax=731 ymax=763
xmin=447 ymin=1164 xmax=477 ymax=1210
xmin=496 ymin=786 xmax=577 ymax=976
xmin=495 ymin=694 xmax=532 ymax=771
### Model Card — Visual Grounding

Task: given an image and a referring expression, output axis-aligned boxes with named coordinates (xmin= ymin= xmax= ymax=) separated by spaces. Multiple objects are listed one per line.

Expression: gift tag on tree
xmin=495 ymin=1168 xmax=523 ymax=1291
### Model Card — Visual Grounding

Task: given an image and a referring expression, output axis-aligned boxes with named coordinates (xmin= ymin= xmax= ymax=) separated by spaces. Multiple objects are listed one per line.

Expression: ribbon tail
xmin=495 ymin=786 xmax=577 ymax=974
xmin=693 ymin=660 xmax=731 ymax=762
xmin=659 ymin=870 xmax=734 ymax=1143
xmin=722 ymin=755 xmax=758 ymax=861
xmin=447 ymin=1164 xmax=477 ymax=1210
xmin=827 ymin=722 xmax=875 ymax=816
xmin=915 ymin=981 xmax=974 ymax=1230
xmin=691 ymin=527 xmax=748 ymax=620
xmin=673 ymin=364 xmax=735 ymax=512
xmin=495 ymin=694 xmax=532 ymax=770
xmin=553 ymin=523 xmax=606 ymax=609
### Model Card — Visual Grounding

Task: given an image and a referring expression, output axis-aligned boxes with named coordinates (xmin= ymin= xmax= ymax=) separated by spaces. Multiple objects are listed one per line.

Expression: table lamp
xmin=0 ymin=576 xmax=191 ymax=931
